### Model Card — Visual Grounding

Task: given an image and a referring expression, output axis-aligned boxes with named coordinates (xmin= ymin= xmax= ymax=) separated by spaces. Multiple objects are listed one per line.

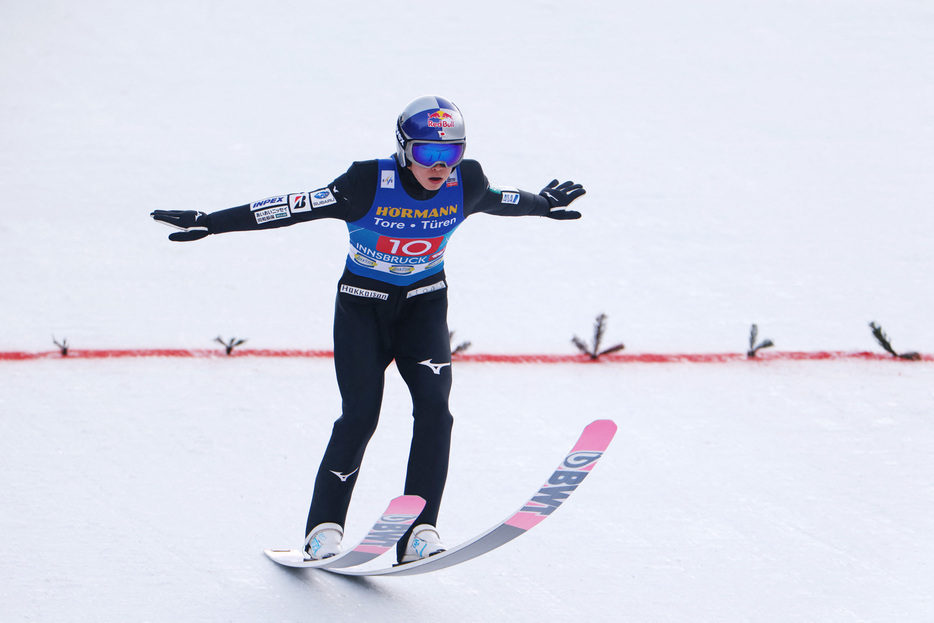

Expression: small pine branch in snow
xmin=450 ymin=331 xmax=471 ymax=357
xmin=52 ymin=335 xmax=69 ymax=356
xmin=572 ymin=314 xmax=625 ymax=360
xmin=869 ymin=322 xmax=920 ymax=360
xmin=747 ymin=324 xmax=774 ymax=358
xmin=215 ymin=336 xmax=247 ymax=356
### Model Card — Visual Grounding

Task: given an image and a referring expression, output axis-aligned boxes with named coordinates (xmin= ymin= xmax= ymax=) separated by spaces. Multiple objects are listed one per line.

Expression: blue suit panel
xmin=345 ymin=158 xmax=464 ymax=286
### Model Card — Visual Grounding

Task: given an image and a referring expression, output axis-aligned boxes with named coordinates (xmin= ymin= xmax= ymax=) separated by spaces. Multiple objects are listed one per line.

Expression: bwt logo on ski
xmin=562 ymin=450 xmax=603 ymax=471
xmin=360 ymin=514 xmax=419 ymax=548
xmin=519 ymin=451 xmax=603 ymax=517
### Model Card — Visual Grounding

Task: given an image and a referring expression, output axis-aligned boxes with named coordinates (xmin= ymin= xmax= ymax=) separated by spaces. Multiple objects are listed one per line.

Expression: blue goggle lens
xmin=408 ymin=142 xmax=465 ymax=168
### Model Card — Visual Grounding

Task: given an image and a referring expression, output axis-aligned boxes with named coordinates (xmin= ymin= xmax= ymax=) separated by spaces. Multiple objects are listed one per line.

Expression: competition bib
xmin=345 ymin=159 xmax=464 ymax=285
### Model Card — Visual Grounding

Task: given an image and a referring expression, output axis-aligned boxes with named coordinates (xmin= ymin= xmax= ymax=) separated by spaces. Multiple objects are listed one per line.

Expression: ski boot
xmin=399 ymin=524 xmax=446 ymax=564
xmin=304 ymin=523 xmax=343 ymax=561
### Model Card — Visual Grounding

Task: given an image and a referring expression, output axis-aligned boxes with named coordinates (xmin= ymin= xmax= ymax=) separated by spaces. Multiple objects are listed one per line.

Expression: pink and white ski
xmin=325 ymin=419 xmax=617 ymax=577
xmin=264 ymin=494 xmax=425 ymax=569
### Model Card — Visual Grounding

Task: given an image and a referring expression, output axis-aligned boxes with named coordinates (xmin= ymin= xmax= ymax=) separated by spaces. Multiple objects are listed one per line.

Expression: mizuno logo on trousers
xmin=418 ymin=359 xmax=451 ymax=375
xmin=330 ymin=468 xmax=359 ymax=482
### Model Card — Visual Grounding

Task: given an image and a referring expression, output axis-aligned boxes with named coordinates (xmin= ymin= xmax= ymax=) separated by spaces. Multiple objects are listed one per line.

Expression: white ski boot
xmin=400 ymin=524 xmax=446 ymax=564
xmin=304 ymin=523 xmax=343 ymax=560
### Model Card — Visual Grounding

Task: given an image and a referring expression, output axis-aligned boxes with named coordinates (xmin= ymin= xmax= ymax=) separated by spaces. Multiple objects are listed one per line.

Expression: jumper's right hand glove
xmin=539 ymin=179 xmax=585 ymax=220
xmin=151 ymin=210 xmax=210 ymax=241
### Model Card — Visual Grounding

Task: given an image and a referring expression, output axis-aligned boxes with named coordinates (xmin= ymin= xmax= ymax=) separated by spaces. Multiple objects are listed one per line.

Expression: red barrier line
xmin=0 ymin=349 xmax=332 ymax=360
xmin=1 ymin=349 xmax=931 ymax=363
xmin=457 ymin=351 xmax=933 ymax=363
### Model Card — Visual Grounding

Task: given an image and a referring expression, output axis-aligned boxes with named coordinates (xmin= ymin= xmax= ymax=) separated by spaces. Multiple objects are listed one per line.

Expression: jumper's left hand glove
xmin=151 ymin=210 xmax=210 ymax=241
xmin=540 ymin=179 xmax=585 ymax=220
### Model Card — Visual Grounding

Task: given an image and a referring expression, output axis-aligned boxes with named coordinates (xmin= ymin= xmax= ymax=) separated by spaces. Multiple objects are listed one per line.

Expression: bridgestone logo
xmin=340 ymin=284 xmax=389 ymax=300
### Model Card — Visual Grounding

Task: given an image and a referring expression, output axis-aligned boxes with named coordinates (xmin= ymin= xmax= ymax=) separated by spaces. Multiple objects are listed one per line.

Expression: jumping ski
xmin=323 ymin=419 xmax=617 ymax=577
xmin=264 ymin=494 xmax=425 ymax=569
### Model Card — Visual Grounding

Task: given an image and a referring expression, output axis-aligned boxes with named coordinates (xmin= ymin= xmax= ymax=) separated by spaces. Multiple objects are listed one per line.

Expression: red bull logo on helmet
xmin=426 ymin=109 xmax=456 ymax=129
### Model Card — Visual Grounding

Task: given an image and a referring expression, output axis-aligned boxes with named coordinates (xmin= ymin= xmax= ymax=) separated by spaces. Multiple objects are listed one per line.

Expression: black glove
xmin=539 ymin=179 xmax=585 ymax=220
xmin=151 ymin=210 xmax=210 ymax=241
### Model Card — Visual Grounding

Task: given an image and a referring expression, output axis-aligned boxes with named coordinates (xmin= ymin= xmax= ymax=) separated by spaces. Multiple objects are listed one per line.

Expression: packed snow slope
xmin=2 ymin=1 xmax=933 ymax=621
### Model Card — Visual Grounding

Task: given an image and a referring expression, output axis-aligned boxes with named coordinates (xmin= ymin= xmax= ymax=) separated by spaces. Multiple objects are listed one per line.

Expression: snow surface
xmin=2 ymin=0 xmax=933 ymax=621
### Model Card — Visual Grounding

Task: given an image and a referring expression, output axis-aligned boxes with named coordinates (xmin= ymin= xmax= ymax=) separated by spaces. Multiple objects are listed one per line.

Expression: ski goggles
xmin=406 ymin=141 xmax=466 ymax=168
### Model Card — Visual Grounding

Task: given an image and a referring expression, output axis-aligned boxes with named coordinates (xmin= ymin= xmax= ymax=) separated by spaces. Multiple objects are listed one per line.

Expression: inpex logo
xmin=251 ymin=196 xmax=287 ymax=210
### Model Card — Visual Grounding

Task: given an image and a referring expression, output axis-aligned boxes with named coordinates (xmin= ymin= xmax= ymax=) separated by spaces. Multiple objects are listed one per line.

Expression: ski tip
xmin=264 ymin=548 xmax=308 ymax=566
xmin=589 ymin=419 xmax=617 ymax=432
xmin=573 ymin=420 xmax=617 ymax=453
xmin=391 ymin=494 xmax=426 ymax=504
xmin=585 ymin=419 xmax=618 ymax=439
xmin=387 ymin=494 xmax=427 ymax=515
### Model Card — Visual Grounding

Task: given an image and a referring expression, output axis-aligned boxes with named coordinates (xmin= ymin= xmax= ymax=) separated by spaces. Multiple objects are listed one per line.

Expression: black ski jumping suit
xmin=205 ymin=156 xmax=553 ymax=554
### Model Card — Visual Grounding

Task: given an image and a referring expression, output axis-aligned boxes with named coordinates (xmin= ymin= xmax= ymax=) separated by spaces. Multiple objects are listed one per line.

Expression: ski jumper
xmin=307 ymin=158 xmax=463 ymax=543
xmin=205 ymin=155 xmax=551 ymax=555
